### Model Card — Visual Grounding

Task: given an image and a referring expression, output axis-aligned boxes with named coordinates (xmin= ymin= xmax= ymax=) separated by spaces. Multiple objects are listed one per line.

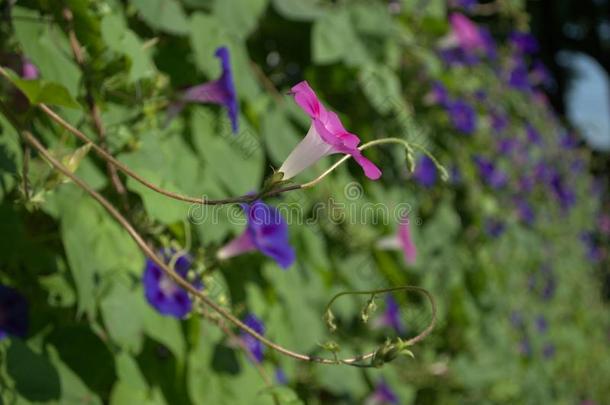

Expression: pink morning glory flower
xmin=278 ymin=81 xmax=381 ymax=181
xmin=377 ymin=217 xmax=417 ymax=265
xmin=447 ymin=13 xmax=486 ymax=52
xmin=217 ymin=200 xmax=295 ymax=269
xmin=168 ymin=46 xmax=238 ymax=132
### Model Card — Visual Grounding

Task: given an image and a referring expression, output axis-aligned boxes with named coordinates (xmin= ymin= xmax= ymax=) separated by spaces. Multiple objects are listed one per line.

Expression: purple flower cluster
xmin=473 ymin=155 xmax=507 ymax=189
xmin=447 ymin=100 xmax=477 ymax=134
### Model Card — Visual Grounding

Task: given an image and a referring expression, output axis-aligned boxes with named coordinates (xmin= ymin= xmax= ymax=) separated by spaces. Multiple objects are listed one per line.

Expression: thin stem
xmin=18 ymin=129 xmax=431 ymax=366
xmin=22 ymin=142 xmax=30 ymax=199
xmin=62 ymin=7 xmax=128 ymax=207
xmin=324 ymin=286 xmax=437 ymax=349
xmin=37 ymin=103 xmax=300 ymax=205
xmin=301 ymin=137 xmax=444 ymax=189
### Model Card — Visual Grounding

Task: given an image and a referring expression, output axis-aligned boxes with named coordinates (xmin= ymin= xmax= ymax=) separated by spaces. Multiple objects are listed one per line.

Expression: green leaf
xmin=271 ymin=0 xmax=327 ymax=21
xmin=6 ymin=340 xmax=61 ymax=402
xmin=190 ymin=108 xmax=264 ymax=196
xmin=56 ymin=186 xmax=143 ymax=316
xmin=101 ymin=14 xmax=156 ymax=81
xmin=213 ymin=0 xmax=269 ymax=40
xmin=312 ymin=9 xmax=370 ymax=66
xmin=12 ymin=6 xmax=81 ymax=97
xmin=131 ymin=0 xmax=189 ymax=35
xmin=47 ymin=345 xmax=103 ymax=405
xmin=100 ymin=283 xmax=146 ymax=353
xmin=2 ymin=69 xmax=79 ymax=108
xmin=359 ymin=64 xmax=402 ymax=115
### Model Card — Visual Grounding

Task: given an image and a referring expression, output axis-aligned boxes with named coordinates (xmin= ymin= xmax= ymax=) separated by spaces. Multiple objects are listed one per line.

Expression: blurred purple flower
xmin=217 ymin=200 xmax=295 ymax=269
xmin=485 ymin=218 xmax=506 ymax=238
xmin=526 ymin=124 xmax=542 ymax=145
xmin=535 ymin=315 xmax=548 ymax=333
xmin=580 ymin=232 xmax=602 ymax=263
xmin=491 ymin=110 xmax=509 ymax=132
xmin=496 ymin=138 xmax=517 ymax=155
xmin=508 ymin=60 xmax=531 ymax=91
xmin=368 ymin=380 xmax=399 ymax=404
xmin=242 ymin=314 xmax=265 ymax=363
xmin=480 ymin=27 xmax=497 ymax=59
xmin=518 ymin=176 xmax=534 ymax=193
xmin=0 ymin=285 xmax=29 ymax=340
xmin=510 ymin=311 xmax=524 ymax=328
xmin=413 ymin=155 xmax=437 ymax=187
xmin=426 ymin=81 xmax=449 ymax=106
xmin=599 ymin=214 xmax=610 ymax=235
xmin=21 ymin=58 xmax=39 ymax=80
xmin=530 ymin=60 xmax=553 ymax=87
xmin=474 ymin=156 xmax=507 ymax=189
xmin=509 ymin=31 xmax=539 ymax=54
xmin=170 ymin=46 xmax=239 ymax=132
xmin=448 ymin=0 xmax=478 ymax=10
xmin=275 ymin=368 xmax=288 ymax=385
xmin=534 ymin=161 xmax=552 ymax=183
xmin=549 ymin=171 xmax=576 ymax=210
xmin=516 ymin=198 xmax=535 ymax=225
xmin=378 ymin=296 xmax=406 ymax=334
xmin=143 ymin=251 xmax=197 ymax=318
xmin=439 ymin=46 xmax=480 ymax=66
xmin=559 ymin=131 xmax=579 ymax=149
xmin=447 ymin=100 xmax=477 ymax=134
xmin=542 ymin=343 xmax=555 ymax=359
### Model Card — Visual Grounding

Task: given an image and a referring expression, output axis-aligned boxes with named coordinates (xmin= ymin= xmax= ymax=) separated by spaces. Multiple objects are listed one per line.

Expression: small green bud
xmin=406 ymin=151 xmax=415 ymax=173
xmin=361 ymin=295 xmax=378 ymax=324
xmin=324 ymin=309 xmax=337 ymax=333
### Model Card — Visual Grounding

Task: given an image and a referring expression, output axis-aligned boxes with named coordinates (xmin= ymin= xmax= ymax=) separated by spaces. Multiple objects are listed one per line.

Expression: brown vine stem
xmin=37 ymin=103 xmax=301 ymax=205
xmin=15 ymin=127 xmax=435 ymax=367
xmin=324 ymin=286 xmax=437 ymax=348
xmin=62 ymin=7 xmax=128 ymax=208
xmin=11 ymin=126 xmax=435 ymax=367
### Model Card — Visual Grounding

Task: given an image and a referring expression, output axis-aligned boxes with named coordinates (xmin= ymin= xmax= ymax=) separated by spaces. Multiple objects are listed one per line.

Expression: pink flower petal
xmin=352 ymin=150 xmax=382 ymax=180
xmin=291 ymin=81 xmax=326 ymax=119
xmin=397 ymin=220 xmax=416 ymax=264
xmin=450 ymin=13 xmax=484 ymax=51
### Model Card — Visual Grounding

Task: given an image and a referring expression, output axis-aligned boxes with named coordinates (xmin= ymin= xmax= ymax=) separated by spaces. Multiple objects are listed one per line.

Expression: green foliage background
xmin=0 ymin=0 xmax=609 ymax=404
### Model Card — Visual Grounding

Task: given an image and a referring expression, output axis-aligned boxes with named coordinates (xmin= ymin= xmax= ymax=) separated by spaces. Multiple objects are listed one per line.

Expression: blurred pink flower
xmin=377 ymin=217 xmax=417 ymax=265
